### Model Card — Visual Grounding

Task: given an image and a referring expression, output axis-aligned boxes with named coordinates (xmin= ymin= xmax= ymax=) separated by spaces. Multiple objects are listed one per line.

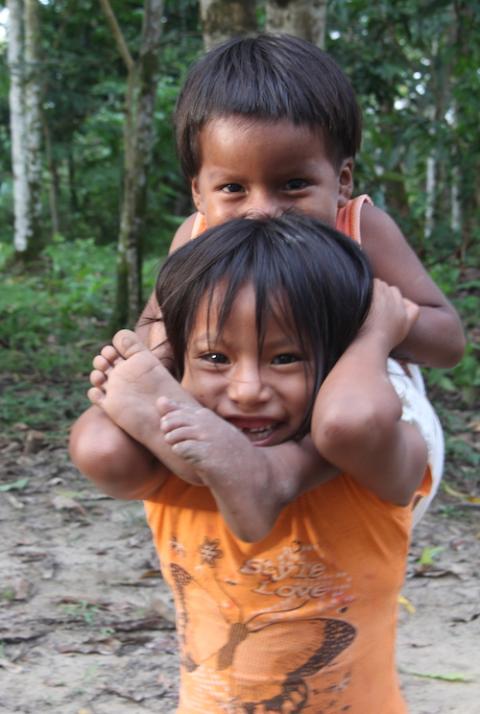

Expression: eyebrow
xmin=189 ymin=333 xmax=301 ymax=352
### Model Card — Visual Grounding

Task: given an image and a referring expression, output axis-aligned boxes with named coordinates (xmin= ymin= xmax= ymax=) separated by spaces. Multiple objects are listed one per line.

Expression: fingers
xmin=402 ymin=297 xmax=420 ymax=329
xmin=367 ymin=279 xmax=419 ymax=348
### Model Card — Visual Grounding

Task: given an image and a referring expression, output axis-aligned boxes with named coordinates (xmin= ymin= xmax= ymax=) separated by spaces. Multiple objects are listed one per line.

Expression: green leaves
xmin=0 ymin=478 xmax=29 ymax=492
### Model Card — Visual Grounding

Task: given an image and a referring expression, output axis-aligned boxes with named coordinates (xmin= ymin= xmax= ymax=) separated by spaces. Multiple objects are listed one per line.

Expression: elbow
xmin=434 ymin=313 xmax=467 ymax=368
xmin=312 ymin=401 xmax=396 ymax=466
xmin=446 ymin=329 xmax=467 ymax=368
xmin=69 ymin=413 xmax=137 ymax=499
xmin=69 ymin=423 xmax=116 ymax=495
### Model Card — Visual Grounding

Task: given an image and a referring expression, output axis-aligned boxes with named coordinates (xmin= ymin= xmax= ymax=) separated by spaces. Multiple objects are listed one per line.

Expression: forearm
xmin=313 ymin=333 xmax=402 ymax=455
xmin=69 ymin=406 xmax=167 ymax=500
xmin=392 ymin=304 xmax=465 ymax=367
xmin=312 ymin=333 xmax=425 ymax=503
xmin=360 ymin=204 xmax=465 ymax=369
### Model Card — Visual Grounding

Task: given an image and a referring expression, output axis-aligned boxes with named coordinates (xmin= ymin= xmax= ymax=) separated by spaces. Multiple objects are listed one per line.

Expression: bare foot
xmin=88 ymin=330 xmax=202 ymax=484
xmin=157 ymin=396 xmax=287 ymax=541
xmin=158 ymin=396 xmax=255 ymax=469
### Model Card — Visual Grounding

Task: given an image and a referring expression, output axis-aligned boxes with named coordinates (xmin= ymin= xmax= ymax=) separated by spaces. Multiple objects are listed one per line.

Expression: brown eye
xmin=221 ymin=183 xmax=243 ymax=193
xmin=201 ymin=352 xmax=229 ymax=364
xmin=272 ymin=353 xmax=301 ymax=365
xmin=285 ymin=178 xmax=308 ymax=191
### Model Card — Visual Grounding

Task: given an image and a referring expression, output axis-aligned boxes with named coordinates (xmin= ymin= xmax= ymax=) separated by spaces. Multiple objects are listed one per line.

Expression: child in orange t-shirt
xmin=70 ymin=34 xmax=463 ymax=525
xmin=77 ymin=214 xmax=434 ymax=712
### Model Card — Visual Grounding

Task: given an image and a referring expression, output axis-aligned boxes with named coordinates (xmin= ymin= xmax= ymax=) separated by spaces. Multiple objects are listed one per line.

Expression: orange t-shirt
xmin=145 ymin=474 xmax=411 ymax=713
xmin=144 ymin=198 xmax=418 ymax=712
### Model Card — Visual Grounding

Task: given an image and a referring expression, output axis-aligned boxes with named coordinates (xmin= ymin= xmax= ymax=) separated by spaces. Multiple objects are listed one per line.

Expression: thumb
xmin=402 ymin=298 xmax=420 ymax=330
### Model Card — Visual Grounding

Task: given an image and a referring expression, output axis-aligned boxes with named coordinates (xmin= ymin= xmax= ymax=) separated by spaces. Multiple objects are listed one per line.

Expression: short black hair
xmin=175 ymin=33 xmax=362 ymax=180
xmin=155 ymin=213 xmax=372 ymax=437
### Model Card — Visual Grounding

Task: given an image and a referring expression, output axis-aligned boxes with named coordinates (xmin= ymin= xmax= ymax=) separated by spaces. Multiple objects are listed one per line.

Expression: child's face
xmin=191 ymin=117 xmax=353 ymax=228
xmin=181 ymin=282 xmax=314 ymax=447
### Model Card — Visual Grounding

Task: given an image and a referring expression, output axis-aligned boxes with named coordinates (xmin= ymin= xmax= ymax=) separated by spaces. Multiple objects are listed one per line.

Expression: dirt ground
xmin=1 ymin=435 xmax=479 ymax=714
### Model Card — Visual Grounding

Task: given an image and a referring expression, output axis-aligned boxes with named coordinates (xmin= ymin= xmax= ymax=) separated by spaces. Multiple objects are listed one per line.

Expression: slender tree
xmin=99 ymin=0 xmax=164 ymax=328
xmin=24 ymin=0 xmax=43 ymax=246
xmin=8 ymin=0 xmax=28 ymax=253
xmin=7 ymin=0 xmax=43 ymax=257
xmin=265 ymin=0 xmax=327 ymax=47
xmin=199 ymin=0 xmax=257 ymax=50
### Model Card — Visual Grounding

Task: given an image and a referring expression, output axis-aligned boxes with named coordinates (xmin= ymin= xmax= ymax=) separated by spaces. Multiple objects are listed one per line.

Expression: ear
xmin=191 ymin=177 xmax=204 ymax=214
xmin=337 ymin=158 xmax=354 ymax=208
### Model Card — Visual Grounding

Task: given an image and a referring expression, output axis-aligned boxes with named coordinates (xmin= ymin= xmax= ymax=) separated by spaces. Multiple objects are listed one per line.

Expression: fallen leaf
xmin=0 ymin=478 xmax=29 ymax=492
xmin=401 ymin=669 xmax=474 ymax=683
xmin=442 ymin=483 xmax=469 ymax=500
xmin=140 ymin=569 xmax=163 ymax=579
xmin=413 ymin=567 xmax=459 ymax=578
xmin=398 ymin=594 xmax=416 ymax=614
xmin=419 ymin=545 xmax=445 ymax=566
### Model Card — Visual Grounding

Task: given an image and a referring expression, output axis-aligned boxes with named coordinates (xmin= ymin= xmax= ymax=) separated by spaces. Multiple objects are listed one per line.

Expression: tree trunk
xmin=199 ymin=0 xmax=257 ymax=51
xmin=43 ymin=118 xmax=60 ymax=236
xmin=7 ymin=0 xmax=43 ymax=257
xmin=265 ymin=0 xmax=327 ymax=48
xmin=8 ymin=0 xmax=29 ymax=254
xmin=24 ymin=0 xmax=43 ymax=248
xmin=100 ymin=0 xmax=164 ymax=328
xmin=424 ymin=155 xmax=436 ymax=242
xmin=67 ymin=148 xmax=78 ymax=213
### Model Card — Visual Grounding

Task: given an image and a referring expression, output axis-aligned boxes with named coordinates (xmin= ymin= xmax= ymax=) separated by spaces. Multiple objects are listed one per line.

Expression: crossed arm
xmin=70 ymin=280 xmax=428 ymax=542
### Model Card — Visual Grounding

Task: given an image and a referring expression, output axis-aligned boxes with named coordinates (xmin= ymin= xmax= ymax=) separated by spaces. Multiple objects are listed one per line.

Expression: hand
xmin=362 ymin=279 xmax=420 ymax=352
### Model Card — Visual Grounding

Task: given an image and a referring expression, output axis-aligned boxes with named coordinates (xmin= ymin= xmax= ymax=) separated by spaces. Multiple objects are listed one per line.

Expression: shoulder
xmin=360 ymin=203 xmax=404 ymax=244
xmin=169 ymin=212 xmax=198 ymax=254
xmin=358 ymin=202 xmax=425 ymax=276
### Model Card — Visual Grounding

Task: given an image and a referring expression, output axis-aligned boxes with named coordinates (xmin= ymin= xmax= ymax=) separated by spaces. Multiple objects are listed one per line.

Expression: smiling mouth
xmin=226 ymin=418 xmax=280 ymax=444
xmin=241 ymin=424 xmax=277 ymax=443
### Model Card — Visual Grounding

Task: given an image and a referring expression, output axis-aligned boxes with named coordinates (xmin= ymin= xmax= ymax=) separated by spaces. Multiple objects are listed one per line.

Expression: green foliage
xmin=0 ymin=237 xmax=168 ymax=438
xmin=1 ymin=1 xmax=478 ymax=464
xmin=0 ymin=238 xmax=116 ymax=436
xmin=425 ymin=261 xmax=480 ymax=404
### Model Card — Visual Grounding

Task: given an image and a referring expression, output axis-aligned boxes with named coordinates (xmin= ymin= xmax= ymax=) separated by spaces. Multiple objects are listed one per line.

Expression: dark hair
xmin=175 ymin=33 xmax=361 ymax=180
xmin=156 ymin=213 xmax=372 ymax=437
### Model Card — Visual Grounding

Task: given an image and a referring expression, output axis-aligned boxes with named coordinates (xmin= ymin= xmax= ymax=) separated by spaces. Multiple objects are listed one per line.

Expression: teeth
xmin=242 ymin=425 xmax=275 ymax=441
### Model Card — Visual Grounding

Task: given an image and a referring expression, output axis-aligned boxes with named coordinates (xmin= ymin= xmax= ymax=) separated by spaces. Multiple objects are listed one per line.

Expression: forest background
xmin=0 ymin=0 xmax=479 ymax=502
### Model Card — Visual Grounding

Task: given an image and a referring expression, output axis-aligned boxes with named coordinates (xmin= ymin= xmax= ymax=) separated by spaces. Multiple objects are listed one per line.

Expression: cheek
xmin=181 ymin=369 xmax=223 ymax=407
xmin=288 ymin=374 xmax=313 ymax=416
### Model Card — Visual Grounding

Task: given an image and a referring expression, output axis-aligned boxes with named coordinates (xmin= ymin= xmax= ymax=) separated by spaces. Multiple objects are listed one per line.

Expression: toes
xmin=112 ymin=329 xmax=148 ymax=360
xmin=92 ymin=354 xmax=113 ymax=372
xmin=89 ymin=369 xmax=107 ymax=388
xmin=99 ymin=344 xmax=121 ymax=366
xmin=162 ymin=424 xmax=199 ymax=444
xmin=171 ymin=439 xmax=207 ymax=465
xmin=87 ymin=386 xmax=105 ymax=405
xmin=156 ymin=396 xmax=181 ymax=418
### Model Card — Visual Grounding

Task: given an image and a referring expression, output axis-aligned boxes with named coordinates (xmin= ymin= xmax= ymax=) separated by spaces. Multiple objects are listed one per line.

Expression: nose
xmin=244 ymin=190 xmax=285 ymax=219
xmin=227 ymin=362 xmax=271 ymax=407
